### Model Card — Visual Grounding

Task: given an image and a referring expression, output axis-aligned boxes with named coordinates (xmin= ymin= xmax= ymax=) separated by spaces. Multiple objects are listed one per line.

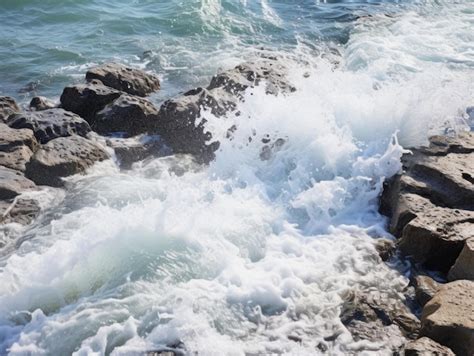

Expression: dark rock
xmin=94 ymin=94 xmax=159 ymax=136
xmin=421 ymin=280 xmax=474 ymax=356
xmin=448 ymin=237 xmax=474 ymax=281
xmin=25 ymin=135 xmax=109 ymax=187
xmin=413 ymin=275 xmax=440 ymax=307
xmin=86 ymin=63 xmax=160 ymax=97
xmin=0 ymin=166 xmax=36 ymax=200
xmin=29 ymin=96 xmax=56 ymax=111
xmin=375 ymin=239 xmax=396 ymax=262
xmin=0 ymin=96 xmax=20 ymax=122
xmin=0 ymin=123 xmax=38 ymax=172
xmin=107 ymin=136 xmax=166 ymax=169
xmin=60 ymin=80 xmax=122 ymax=120
xmin=0 ymin=198 xmax=41 ymax=225
xmin=404 ymin=337 xmax=455 ymax=356
xmin=6 ymin=109 xmax=91 ymax=144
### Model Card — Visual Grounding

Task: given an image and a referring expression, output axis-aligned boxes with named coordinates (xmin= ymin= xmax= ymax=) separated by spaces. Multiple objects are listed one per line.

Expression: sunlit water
xmin=0 ymin=0 xmax=473 ymax=355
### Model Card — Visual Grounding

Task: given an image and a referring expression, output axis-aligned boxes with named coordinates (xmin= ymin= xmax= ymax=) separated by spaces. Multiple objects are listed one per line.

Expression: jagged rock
xmin=375 ymin=238 xmax=396 ymax=262
xmin=107 ymin=136 xmax=165 ymax=169
xmin=94 ymin=94 xmax=159 ymax=136
xmin=0 ymin=96 xmax=20 ymax=122
xmin=0 ymin=123 xmax=38 ymax=172
xmin=395 ymin=194 xmax=473 ymax=272
xmin=0 ymin=198 xmax=40 ymax=225
xmin=421 ymin=280 xmax=474 ymax=356
xmin=448 ymin=238 xmax=474 ymax=281
xmin=0 ymin=166 xmax=36 ymax=200
xmin=29 ymin=96 xmax=56 ymax=111
xmin=6 ymin=109 xmax=91 ymax=144
xmin=341 ymin=291 xmax=420 ymax=342
xmin=404 ymin=337 xmax=455 ymax=356
xmin=60 ymin=80 xmax=122 ymax=120
xmin=25 ymin=135 xmax=109 ymax=187
xmin=86 ymin=63 xmax=160 ymax=97
xmin=413 ymin=275 xmax=440 ymax=307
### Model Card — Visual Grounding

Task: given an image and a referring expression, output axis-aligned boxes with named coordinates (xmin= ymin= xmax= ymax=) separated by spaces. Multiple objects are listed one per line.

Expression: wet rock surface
xmin=0 ymin=197 xmax=40 ymax=225
xmin=412 ymin=275 xmax=440 ymax=307
xmin=86 ymin=63 xmax=160 ymax=97
xmin=0 ymin=166 xmax=36 ymax=200
xmin=29 ymin=96 xmax=56 ymax=111
xmin=107 ymin=136 xmax=165 ymax=169
xmin=404 ymin=337 xmax=455 ymax=356
xmin=0 ymin=124 xmax=38 ymax=172
xmin=6 ymin=109 xmax=92 ymax=144
xmin=0 ymin=96 xmax=20 ymax=122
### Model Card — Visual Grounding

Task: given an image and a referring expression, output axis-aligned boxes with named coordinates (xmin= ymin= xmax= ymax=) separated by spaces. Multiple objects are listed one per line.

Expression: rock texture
xmin=404 ymin=337 xmax=455 ymax=356
xmin=29 ymin=96 xmax=56 ymax=111
xmin=413 ymin=275 xmax=440 ymax=307
xmin=25 ymin=135 xmax=109 ymax=187
xmin=86 ymin=63 xmax=160 ymax=97
xmin=0 ymin=96 xmax=20 ymax=122
xmin=448 ymin=237 xmax=474 ymax=281
xmin=0 ymin=198 xmax=41 ymax=225
xmin=421 ymin=280 xmax=474 ymax=356
xmin=6 ymin=109 xmax=91 ymax=144
xmin=0 ymin=166 xmax=36 ymax=200
xmin=107 ymin=136 xmax=165 ymax=170
xmin=0 ymin=124 xmax=38 ymax=172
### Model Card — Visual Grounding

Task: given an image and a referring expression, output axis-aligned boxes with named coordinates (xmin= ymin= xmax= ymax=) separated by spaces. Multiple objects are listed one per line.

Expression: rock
xmin=404 ymin=337 xmax=455 ymax=356
xmin=60 ymin=80 xmax=122 ymax=121
xmin=413 ymin=275 xmax=440 ymax=307
xmin=29 ymin=96 xmax=56 ymax=111
xmin=25 ymin=135 xmax=109 ymax=187
xmin=107 ymin=136 xmax=165 ymax=169
xmin=375 ymin=238 xmax=396 ymax=262
xmin=86 ymin=63 xmax=160 ymax=97
xmin=448 ymin=238 xmax=474 ymax=281
xmin=0 ymin=96 xmax=20 ymax=122
xmin=94 ymin=94 xmax=159 ymax=136
xmin=0 ymin=198 xmax=41 ymax=225
xmin=0 ymin=166 xmax=36 ymax=200
xmin=6 ymin=109 xmax=91 ymax=144
xmin=421 ymin=280 xmax=474 ymax=356
xmin=0 ymin=123 xmax=38 ymax=172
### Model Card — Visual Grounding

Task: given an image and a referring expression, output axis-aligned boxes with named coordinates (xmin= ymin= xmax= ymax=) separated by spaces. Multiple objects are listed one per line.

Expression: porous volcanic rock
xmin=0 ymin=166 xmax=36 ymax=200
xmin=25 ymin=135 xmax=109 ymax=187
xmin=0 ymin=197 xmax=41 ymax=225
xmin=6 ymin=109 xmax=91 ymax=144
xmin=0 ymin=96 xmax=20 ymax=122
xmin=421 ymin=280 xmax=474 ymax=356
xmin=29 ymin=96 xmax=56 ymax=111
xmin=86 ymin=63 xmax=160 ymax=97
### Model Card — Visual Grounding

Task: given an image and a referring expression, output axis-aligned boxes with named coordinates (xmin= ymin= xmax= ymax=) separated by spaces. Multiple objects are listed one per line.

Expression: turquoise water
xmin=0 ymin=1 xmax=473 ymax=355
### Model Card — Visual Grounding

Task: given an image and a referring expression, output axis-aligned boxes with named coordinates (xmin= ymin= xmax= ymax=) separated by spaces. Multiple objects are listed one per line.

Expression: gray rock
xmin=60 ymin=80 xmax=122 ymax=120
xmin=0 ymin=166 xmax=36 ymax=200
xmin=448 ymin=237 xmax=474 ymax=281
xmin=107 ymin=136 xmax=165 ymax=169
xmin=421 ymin=280 xmax=474 ymax=356
xmin=375 ymin=238 xmax=396 ymax=262
xmin=0 ymin=198 xmax=40 ymax=225
xmin=86 ymin=63 xmax=160 ymax=97
xmin=29 ymin=96 xmax=56 ymax=111
xmin=6 ymin=109 xmax=91 ymax=144
xmin=0 ymin=123 xmax=38 ymax=172
xmin=0 ymin=96 xmax=20 ymax=122
xmin=94 ymin=94 xmax=159 ymax=136
xmin=413 ymin=275 xmax=440 ymax=307
xmin=25 ymin=135 xmax=109 ymax=187
xmin=404 ymin=337 xmax=455 ymax=356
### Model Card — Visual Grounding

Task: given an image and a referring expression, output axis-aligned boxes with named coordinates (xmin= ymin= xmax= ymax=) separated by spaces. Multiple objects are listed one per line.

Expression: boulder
xmin=25 ymin=135 xmax=109 ymax=187
xmin=448 ymin=238 xmax=474 ymax=281
xmin=86 ymin=63 xmax=160 ymax=97
xmin=0 ymin=96 xmax=20 ymax=122
xmin=0 ymin=166 xmax=36 ymax=200
xmin=6 ymin=109 xmax=91 ymax=144
xmin=404 ymin=337 xmax=455 ymax=356
xmin=94 ymin=94 xmax=159 ymax=136
xmin=0 ymin=123 xmax=38 ymax=172
xmin=413 ymin=275 xmax=440 ymax=307
xmin=421 ymin=280 xmax=474 ymax=356
xmin=60 ymin=80 xmax=122 ymax=120
xmin=0 ymin=198 xmax=41 ymax=225
xmin=29 ymin=96 xmax=56 ymax=111
xmin=107 ymin=136 xmax=165 ymax=169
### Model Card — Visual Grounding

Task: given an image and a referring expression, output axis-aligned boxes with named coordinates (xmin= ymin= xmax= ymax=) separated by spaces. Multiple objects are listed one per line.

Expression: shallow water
xmin=0 ymin=0 xmax=474 ymax=355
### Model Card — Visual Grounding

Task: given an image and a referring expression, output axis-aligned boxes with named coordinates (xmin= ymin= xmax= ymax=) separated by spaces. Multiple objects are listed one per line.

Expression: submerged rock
xmin=448 ymin=237 xmax=474 ymax=281
xmin=0 ymin=123 xmax=38 ymax=172
xmin=0 ymin=96 xmax=20 ymax=122
xmin=0 ymin=166 xmax=36 ymax=200
xmin=86 ymin=63 xmax=160 ymax=97
xmin=29 ymin=96 xmax=56 ymax=111
xmin=404 ymin=337 xmax=455 ymax=356
xmin=60 ymin=80 xmax=122 ymax=121
xmin=25 ymin=135 xmax=109 ymax=187
xmin=421 ymin=280 xmax=474 ymax=356
xmin=0 ymin=197 xmax=41 ymax=225
xmin=6 ymin=109 xmax=91 ymax=144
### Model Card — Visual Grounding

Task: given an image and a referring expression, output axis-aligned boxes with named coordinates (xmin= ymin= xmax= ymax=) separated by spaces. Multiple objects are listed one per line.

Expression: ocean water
xmin=0 ymin=0 xmax=473 ymax=355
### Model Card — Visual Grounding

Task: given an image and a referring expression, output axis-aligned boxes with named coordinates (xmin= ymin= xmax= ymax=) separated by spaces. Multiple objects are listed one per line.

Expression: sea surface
xmin=0 ymin=0 xmax=473 ymax=355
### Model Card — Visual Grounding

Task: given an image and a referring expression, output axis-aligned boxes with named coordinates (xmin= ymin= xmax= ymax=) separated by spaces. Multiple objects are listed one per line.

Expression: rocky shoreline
xmin=0 ymin=60 xmax=473 ymax=355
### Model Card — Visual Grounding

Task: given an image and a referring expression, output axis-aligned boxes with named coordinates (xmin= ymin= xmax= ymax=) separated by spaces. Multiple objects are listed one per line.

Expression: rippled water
xmin=0 ymin=0 xmax=473 ymax=355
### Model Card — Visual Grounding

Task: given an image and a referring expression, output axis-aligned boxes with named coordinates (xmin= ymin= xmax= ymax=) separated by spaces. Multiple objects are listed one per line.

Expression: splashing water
xmin=0 ymin=0 xmax=473 ymax=355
